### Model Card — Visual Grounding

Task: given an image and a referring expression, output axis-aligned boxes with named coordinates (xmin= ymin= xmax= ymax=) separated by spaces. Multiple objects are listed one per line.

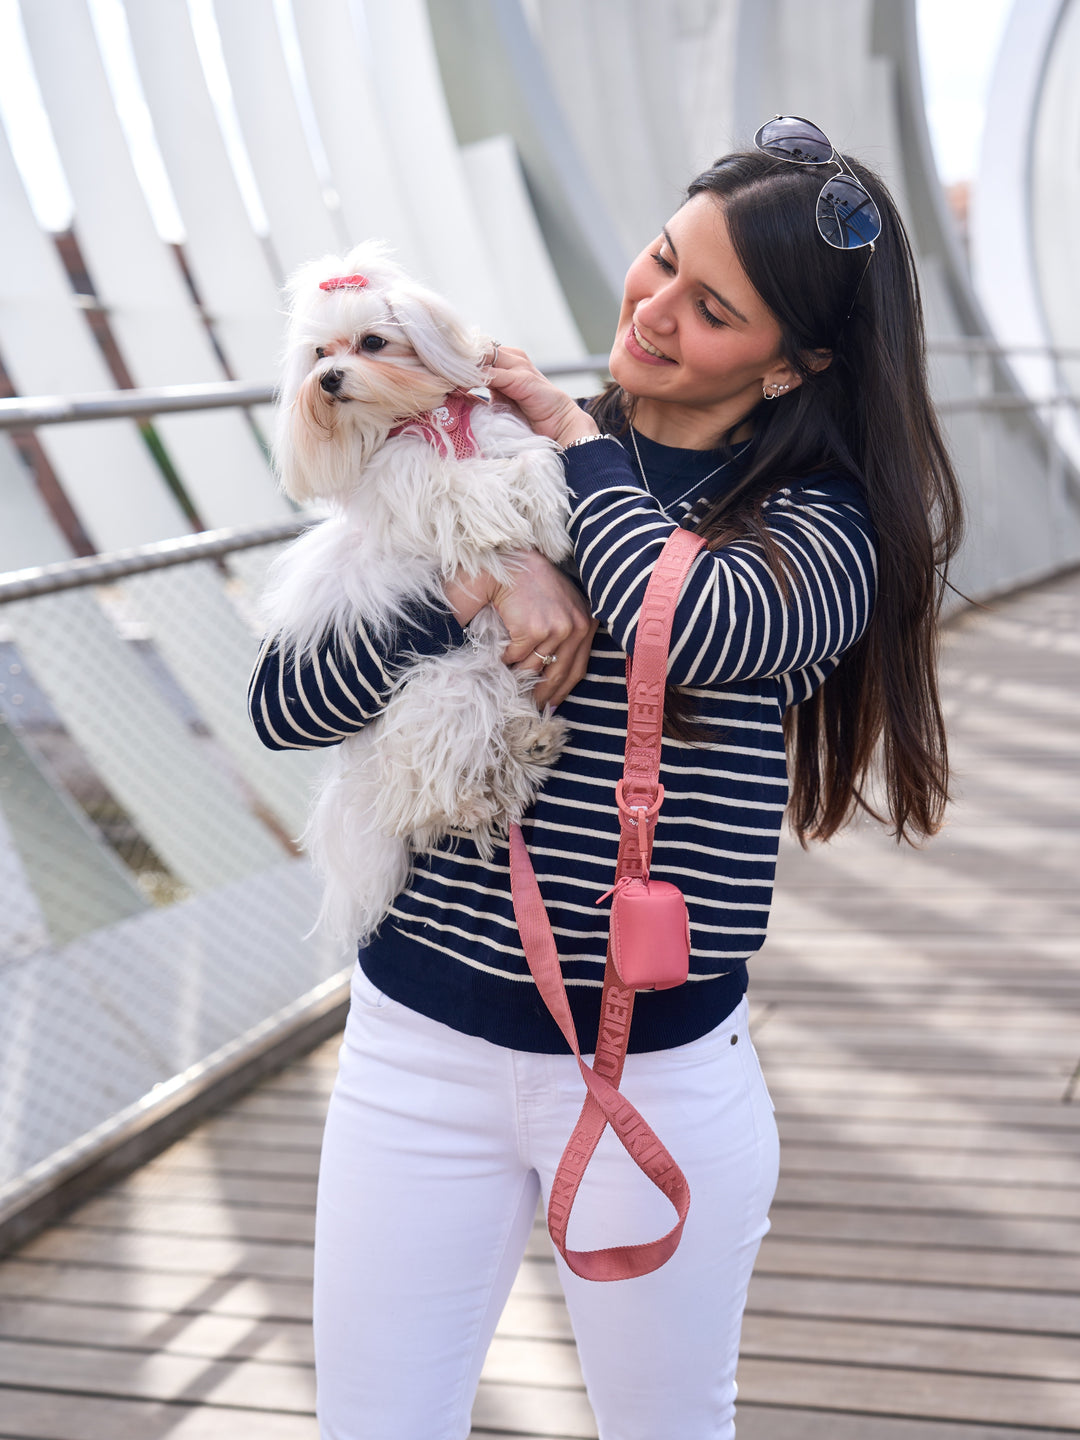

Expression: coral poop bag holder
xmin=509 ymin=527 xmax=707 ymax=1281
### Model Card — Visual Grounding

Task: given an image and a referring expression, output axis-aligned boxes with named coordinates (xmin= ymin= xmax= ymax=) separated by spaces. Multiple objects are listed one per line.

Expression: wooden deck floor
xmin=0 ymin=568 xmax=1078 ymax=1439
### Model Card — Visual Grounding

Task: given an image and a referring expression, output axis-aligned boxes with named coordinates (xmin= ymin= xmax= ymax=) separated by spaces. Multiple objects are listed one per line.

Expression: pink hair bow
xmin=319 ymin=274 xmax=369 ymax=291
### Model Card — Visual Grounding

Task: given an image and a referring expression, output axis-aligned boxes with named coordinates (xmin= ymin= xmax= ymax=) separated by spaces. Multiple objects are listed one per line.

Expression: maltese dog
xmin=261 ymin=242 xmax=572 ymax=945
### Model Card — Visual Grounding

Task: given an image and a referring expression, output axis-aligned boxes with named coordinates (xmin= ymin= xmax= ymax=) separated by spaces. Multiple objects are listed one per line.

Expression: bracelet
xmin=560 ymin=432 xmax=618 ymax=451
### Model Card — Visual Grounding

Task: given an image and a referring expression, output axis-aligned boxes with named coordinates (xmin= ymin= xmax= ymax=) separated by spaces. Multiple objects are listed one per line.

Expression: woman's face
xmin=609 ymin=193 xmax=798 ymax=446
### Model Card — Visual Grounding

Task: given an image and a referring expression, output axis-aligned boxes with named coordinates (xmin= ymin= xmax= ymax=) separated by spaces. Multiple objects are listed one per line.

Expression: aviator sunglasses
xmin=754 ymin=115 xmax=882 ymax=251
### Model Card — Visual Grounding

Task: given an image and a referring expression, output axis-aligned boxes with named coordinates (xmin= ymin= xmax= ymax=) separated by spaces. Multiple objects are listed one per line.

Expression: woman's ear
xmin=765 ymin=349 xmax=832 ymax=395
xmin=763 ymin=363 xmax=802 ymax=395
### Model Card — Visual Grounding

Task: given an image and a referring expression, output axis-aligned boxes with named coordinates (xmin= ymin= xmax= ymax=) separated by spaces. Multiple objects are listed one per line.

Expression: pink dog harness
xmin=388 ymin=391 xmax=482 ymax=462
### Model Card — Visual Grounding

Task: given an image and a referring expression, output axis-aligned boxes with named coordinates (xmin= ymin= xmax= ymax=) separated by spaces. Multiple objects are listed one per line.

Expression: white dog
xmin=262 ymin=242 xmax=572 ymax=945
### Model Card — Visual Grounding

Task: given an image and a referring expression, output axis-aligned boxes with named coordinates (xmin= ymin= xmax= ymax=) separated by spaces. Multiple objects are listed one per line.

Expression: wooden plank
xmin=769 ymin=846 xmax=1077 ymax=889
xmin=773 ymin=1117 xmax=1080 ymax=1152
xmin=471 ymin=1380 xmax=596 ymax=1439
xmin=767 ymin=1204 xmax=1080 ymax=1253
xmin=733 ymin=1406 xmax=1079 ymax=1440
xmin=754 ymin=1236 xmax=1080 ymax=1292
xmin=0 ymin=1298 xmax=314 ymax=1364
xmin=63 ymin=1197 xmax=317 ymax=1246
xmin=0 ymin=1336 xmax=316 ymax=1413
xmin=770 ymin=1096 xmax=1080 ymax=1129
xmin=773 ymin=1142 xmax=1080 ymax=1187
xmin=756 ymin=1023 xmax=1080 ymax=1056
xmin=759 ymin=1067 xmax=1071 ymax=1101
xmin=256 ymin=1044 xmax=340 ymax=1078
xmin=227 ymin=1092 xmax=333 ymax=1123
xmin=15 ymin=1230 xmax=314 ymax=1284
xmin=787 ymin=848 xmax=1076 ymax=886
xmin=127 ymin=1138 xmax=323 ymax=1181
xmin=480 ymin=1336 xmax=585 ymax=1388
xmin=759 ymin=1051 xmax=1075 ymax=1079
xmin=772 ymin=1173 xmax=1080 ymax=1219
xmin=752 ymin=995 xmax=1080 ymax=1024
xmin=734 ymin=1356 xmax=1080 ymax=1429
xmin=507 ymin=1257 xmax=564 ymax=1301
xmin=189 ymin=1116 xmax=327 ymax=1150
xmin=745 ymin=1272 xmax=1080 ymax=1333
xmin=755 ymin=1010 xmax=1080 ymax=1039
xmin=765 ymin=1036 xmax=1073 ymax=1063
xmin=150 ymin=1129 xmax=325 ymax=1164
xmin=0 ymin=1260 xmax=313 ymax=1323
xmin=487 ymin=1294 xmax=575 ymax=1342
xmin=110 ymin=1168 xmax=317 ymax=1211
xmin=756 ymin=939 xmax=1079 ymax=967
xmin=470 ymin=1433 xmax=572 ymax=1440
xmin=0 ymin=1390 xmax=318 ymax=1439
xmin=738 ymin=1313 xmax=1080 ymax=1381
xmin=758 ymin=975 xmax=1080 ymax=999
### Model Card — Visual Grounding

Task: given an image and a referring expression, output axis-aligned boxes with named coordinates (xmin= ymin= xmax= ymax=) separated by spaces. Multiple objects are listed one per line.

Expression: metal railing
xmin=0 ymin=519 xmax=307 ymax=603
xmin=928 ymin=337 xmax=1080 ymax=415
xmin=0 ymin=358 xmax=613 ymax=431
xmin=0 ymin=380 xmax=275 ymax=429
xmin=0 ymin=349 xmax=1077 ymax=424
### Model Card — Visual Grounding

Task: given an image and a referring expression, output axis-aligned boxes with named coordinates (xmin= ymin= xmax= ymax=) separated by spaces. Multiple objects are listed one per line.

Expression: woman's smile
xmin=625 ymin=323 xmax=675 ymax=364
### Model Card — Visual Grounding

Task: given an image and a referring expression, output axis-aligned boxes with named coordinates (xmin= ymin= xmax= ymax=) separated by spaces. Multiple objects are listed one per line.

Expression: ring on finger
xmin=487 ymin=340 xmax=501 ymax=366
xmin=533 ymin=650 xmax=558 ymax=668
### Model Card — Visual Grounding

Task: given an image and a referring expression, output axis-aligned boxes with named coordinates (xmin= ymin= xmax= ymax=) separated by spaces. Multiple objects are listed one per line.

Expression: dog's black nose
xmin=320 ymin=368 xmax=344 ymax=395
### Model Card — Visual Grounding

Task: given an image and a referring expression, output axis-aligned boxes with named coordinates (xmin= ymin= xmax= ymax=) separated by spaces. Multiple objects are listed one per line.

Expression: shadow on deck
xmin=0 ymin=569 xmax=1078 ymax=1439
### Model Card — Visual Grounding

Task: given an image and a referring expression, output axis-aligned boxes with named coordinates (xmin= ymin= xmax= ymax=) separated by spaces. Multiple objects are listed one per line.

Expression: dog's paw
xmin=505 ymin=711 xmax=568 ymax=768
xmin=419 ymin=713 xmax=567 ymax=851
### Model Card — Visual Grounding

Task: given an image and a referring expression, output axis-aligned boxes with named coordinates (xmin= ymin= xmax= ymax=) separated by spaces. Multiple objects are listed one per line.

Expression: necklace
xmin=628 ymin=426 xmax=750 ymax=517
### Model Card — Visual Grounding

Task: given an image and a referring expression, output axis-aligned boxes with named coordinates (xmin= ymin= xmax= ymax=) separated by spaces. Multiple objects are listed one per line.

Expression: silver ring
xmin=533 ymin=650 xmax=558 ymax=668
xmin=488 ymin=341 xmax=501 ymax=366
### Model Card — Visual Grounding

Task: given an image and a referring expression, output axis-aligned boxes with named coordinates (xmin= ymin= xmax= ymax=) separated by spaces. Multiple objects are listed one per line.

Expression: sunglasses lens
xmin=755 ymin=116 xmax=834 ymax=165
xmin=815 ymin=176 xmax=882 ymax=249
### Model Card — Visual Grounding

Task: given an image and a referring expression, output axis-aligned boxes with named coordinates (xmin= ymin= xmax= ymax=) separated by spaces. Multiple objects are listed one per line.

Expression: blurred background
xmin=0 ymin=6 xmax=1077 ymax=1432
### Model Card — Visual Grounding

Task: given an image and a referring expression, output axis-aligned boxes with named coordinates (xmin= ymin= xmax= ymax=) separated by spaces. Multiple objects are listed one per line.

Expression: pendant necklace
xmin=628 ymin=426 xmax=750 ymax=518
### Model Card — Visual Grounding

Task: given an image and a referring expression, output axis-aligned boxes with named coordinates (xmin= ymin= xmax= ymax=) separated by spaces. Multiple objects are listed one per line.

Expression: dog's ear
xmin=388 ymin=285 xmax=488 ymax=393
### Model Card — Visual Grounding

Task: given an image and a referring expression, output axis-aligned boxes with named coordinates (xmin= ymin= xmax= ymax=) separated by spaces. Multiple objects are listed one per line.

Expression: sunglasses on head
xmin=754 ymin=115 xmax=882 ymax=252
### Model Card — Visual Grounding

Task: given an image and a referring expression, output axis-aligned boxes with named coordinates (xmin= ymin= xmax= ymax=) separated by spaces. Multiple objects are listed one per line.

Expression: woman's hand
xmin=444 ymin=552 xmax=598 ymax=709
xmin=484 ymin=344 xmax=600 ymax=449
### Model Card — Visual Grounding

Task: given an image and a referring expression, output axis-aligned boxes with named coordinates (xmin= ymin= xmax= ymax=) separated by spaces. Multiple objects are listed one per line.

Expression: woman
xmin=250 ymin=124 xmax=962 ymax=1440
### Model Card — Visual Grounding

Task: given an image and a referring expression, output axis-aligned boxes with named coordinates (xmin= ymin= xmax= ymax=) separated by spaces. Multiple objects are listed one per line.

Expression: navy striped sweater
xmin=249 ymin=430 xmax=877 ymax=1053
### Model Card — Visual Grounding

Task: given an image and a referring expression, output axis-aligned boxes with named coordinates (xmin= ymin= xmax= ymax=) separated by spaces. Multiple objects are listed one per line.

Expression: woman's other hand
xmin=484 ymin=344 xmax=600 ymax=449
xmin=443 ymin=552 xmax=598 ymax=709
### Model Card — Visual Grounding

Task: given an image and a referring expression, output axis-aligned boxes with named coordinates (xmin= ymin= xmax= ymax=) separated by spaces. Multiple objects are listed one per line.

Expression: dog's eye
xmin=359 ymin=335 xmax=388 ymax=352
xmin=315 ymin=347 xmax=326 ymax=359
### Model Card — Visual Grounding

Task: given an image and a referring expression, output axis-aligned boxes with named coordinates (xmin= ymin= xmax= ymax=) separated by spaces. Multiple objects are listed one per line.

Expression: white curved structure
xmin=972 ymin=0 xmax=1080 ymax=511
xmin=1031 ymin=0 xmax=1080 ymax=403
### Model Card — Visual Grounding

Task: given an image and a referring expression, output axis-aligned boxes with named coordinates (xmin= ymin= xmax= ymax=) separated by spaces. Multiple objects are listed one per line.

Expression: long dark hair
xmin=589 ymin=151 xmax=963 ymax=844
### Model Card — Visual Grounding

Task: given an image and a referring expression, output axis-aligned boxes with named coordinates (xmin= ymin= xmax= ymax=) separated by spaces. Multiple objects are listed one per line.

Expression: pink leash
xmin=509 ymin=527 xmax=707 ymax=1281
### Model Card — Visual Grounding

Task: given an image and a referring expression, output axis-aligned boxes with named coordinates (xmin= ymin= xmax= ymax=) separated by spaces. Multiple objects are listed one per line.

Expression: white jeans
xmin=313 ymin=964 xmax=779 ymax=1440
